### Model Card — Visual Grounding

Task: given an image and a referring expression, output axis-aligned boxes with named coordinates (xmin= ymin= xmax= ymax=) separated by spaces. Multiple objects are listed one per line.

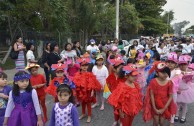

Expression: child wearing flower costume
xmin=73 ymin=57 xmax=101 ymax=123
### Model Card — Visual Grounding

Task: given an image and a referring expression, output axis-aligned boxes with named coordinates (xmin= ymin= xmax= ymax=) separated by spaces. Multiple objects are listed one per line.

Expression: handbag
xmin=10 ymin=44 xmax=19 ymax=59
xmin=103 ymin=83 xmax=111 ymax=99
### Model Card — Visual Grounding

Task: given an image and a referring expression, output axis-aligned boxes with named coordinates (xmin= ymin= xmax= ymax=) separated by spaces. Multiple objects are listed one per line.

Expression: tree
xmin=185 ymin=25 xmax=194 ymax=35
xmin=129 ymin=0 xmax=168 ymax=35
xmin=173 ymin=21 xmax=190 ymax=36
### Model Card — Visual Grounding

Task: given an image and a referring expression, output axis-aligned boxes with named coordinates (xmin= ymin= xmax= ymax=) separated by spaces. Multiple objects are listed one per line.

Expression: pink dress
xmin=136 ymin=65 xmax=146 ymax=88
xmin=171 ymin=73 xmax=194 ymax=104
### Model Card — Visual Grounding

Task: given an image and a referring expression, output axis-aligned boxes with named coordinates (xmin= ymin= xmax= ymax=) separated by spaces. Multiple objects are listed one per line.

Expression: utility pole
xmin=167 ymin=11 xmax=170 ymax=34
xmin=116 ymin=0 xmax=119 ymax=39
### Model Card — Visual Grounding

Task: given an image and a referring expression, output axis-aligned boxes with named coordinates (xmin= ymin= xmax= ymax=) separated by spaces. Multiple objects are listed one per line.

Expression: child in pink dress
xmin=171 ymin=55 xmax=194 ymax=123
xmin=135 ymin=51 xmax=146 ymax=96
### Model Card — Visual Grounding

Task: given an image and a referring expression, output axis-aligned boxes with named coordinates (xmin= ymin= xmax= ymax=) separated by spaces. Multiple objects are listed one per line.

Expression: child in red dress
xmin=26 ymin=63 xmax=48 ymax=123
xmin=143 ymin=62 xmax=177 ymax=126
xmin=108 ymin=64 xmax=142 ymax=126
xmin=73 ymin=57 xmax=101 ymax=123
xmin=106 ymin=56 xmax=125 ymax=126
xmin=46 ymin=63 xmax=75 ymax=102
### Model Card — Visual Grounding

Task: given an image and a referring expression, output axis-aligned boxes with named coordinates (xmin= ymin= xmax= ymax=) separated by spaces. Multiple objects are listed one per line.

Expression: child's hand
xmin=158 ymin=108 xmax=165 ymax=114
xmin=119 ymin=110 xmax=125 ymax=118
xmin=0 ymin=93 xmax=9 ymax=99
xmin=33 ymin=86 xmax=37 ymax=89
xmin=37 ymin=120 xmax=43 ymax=126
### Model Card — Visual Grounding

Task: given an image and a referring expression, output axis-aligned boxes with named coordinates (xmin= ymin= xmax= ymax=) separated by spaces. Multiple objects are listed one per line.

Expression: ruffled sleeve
xmin=108 ymin=82 xmax=142 ymax=116
xmin=86 ymin=72 xmax=101 ymax=91
xmin=45 ymin=78 xmax=57 ymax=97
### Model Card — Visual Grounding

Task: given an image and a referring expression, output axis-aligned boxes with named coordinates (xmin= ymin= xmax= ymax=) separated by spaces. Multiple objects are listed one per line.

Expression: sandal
xmin=86 ymin=116 xmax=91 ymax=123
xmin=174 ymin=116 xmax=179 ymax=122
xmin=180 ymin=118 xmax=186 ymax=123
xmin=79 ymin=114 xmax=86 ymax=120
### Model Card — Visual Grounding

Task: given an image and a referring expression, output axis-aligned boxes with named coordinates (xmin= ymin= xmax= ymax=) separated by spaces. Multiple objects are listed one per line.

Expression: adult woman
xmin=60 ymin=43 xmax=77 ymax=61
xmin=14 ymin=36 xmax=26 ymax=71
xmin=73 ymin=41 xmax=82 ymax=57
xmin=47 ymin=42 xmax=61 ymax=79
xmin=26 ymin=42 xmax=37 ymax=67
xmin=42 ymin=42 xmax=51 ymax=86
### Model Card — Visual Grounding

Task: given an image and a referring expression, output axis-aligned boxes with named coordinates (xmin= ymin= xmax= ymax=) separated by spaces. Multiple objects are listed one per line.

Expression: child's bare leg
xmin=153 ymin=115 xmax=159 ymax=126
xmin=159 ymin=116 xmax=165 ymax=126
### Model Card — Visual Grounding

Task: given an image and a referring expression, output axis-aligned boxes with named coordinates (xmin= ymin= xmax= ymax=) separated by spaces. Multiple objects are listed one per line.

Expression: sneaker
xmin=180 ymin=118 xmax=186 ymax=123
xmin=174 ymin=116 xmax=179 ymax=122
xmin=112 ymin=122 xmax=118 ymax=126
xmin=92 ymin=103 xmax=99 ymax=108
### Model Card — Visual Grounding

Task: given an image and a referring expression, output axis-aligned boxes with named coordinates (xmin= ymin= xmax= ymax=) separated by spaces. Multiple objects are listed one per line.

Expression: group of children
xmin=0 ymin=47 xmax=194 ymax=126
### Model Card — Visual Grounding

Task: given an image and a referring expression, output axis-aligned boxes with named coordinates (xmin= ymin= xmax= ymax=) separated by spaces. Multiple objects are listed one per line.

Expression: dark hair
xmin=109 ymin=55 xmax=115 ymax=59
xmin=26 ymin=42 xmax=33 ymax=51
xmin=64 ymin=43 xmax=72 ymax=51
xmin=15 ymin=36 xmax=22 ymax=42
xmin=45 ymin=42 xmax=51 ymax=50
xmin=152 ymin=52 xmax=160 ymax=61
xmin=127 ymin=58 xmax=135 ymax=64
xmin=156 ymin=67 xmax=171 ymax=78
xmin=13 ymin=71 xmax=33 ymax=96
xmin=118 ymin=40 xmax=123 ymax=45
xmin=73 ymin=41 xmax=81 ymax=50
xmin=0 ymin=72 xmax=7 ymax=79
xmin=120 ymin=50 xmax=126 ymax=55
xmin=50 ymin=42 xmax=58 ymax=52
xmin=57 ymin=84 xmax=75 ymax=104
xmin=118 ymin=66 xmax=125 ymax=78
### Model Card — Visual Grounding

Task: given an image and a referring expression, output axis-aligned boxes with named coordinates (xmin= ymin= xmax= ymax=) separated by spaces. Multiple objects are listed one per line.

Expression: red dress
xmin=30 ymin=74 xmax=46 ymax=97
xmin=106 ymin=73 xmax=126 ymax=92
xmin=143 ymin=79 xmax=177 ymax=122
xmin=73 ymin=72 xmax=101 ymax=103
xmin=108 ymin=82 xmax=142 ymax=116
xmin=45 ymin=77 xmax=64 ymax=97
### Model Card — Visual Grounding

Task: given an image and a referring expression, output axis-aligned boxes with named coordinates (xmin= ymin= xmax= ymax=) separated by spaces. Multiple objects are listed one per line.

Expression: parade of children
xmin=1 ymin=37 xmax=194 ymax=126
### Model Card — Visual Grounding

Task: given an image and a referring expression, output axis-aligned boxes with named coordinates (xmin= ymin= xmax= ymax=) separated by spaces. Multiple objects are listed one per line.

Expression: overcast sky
xmin=163 ymin=0 xmax=194 ymax=29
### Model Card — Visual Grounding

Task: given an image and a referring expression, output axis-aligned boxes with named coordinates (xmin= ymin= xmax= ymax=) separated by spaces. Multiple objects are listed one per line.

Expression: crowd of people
xmin=0 ymin=36 xmax=194 ymax=126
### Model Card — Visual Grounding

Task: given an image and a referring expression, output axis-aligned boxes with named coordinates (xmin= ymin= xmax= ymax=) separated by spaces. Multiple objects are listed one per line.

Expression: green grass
xmin=0 ymin=57 xmax=15 ymax=70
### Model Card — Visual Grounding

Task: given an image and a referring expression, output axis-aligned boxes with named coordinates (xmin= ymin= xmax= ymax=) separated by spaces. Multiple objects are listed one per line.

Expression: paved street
xmin=4 ymin=69 xmax=194 ymax=126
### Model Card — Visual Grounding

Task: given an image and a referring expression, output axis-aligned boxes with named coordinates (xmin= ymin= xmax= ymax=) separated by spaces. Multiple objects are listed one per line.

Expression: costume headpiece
xmin=178 ymin=55 xmax=191 ymax=64
xmin=109 ymin=56 xmax=124 ymax=66
xmin=25 ymin=63 xmax=40 ymax=70
xmin=167 ymin=52 xmax=177 ymax=63
xmin=77 ymin=57 xmax=90 ymax=65
xmin=14 ymin=74 xmax=31 ymax=81
xmin=123 ymin=64 xmax=139 ymax=76
xmin=51 ymin=63 xmax=67 ymax=71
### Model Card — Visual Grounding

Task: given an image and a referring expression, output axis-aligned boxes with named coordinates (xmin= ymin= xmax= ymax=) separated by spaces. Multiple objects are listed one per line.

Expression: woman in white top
xmin=26 ymin=42 xmax=37 ymax=67
xmin=92 ymin=54 xmax=109 ymax=110
xmin=157 ymin=42 xmax=168 ymax=60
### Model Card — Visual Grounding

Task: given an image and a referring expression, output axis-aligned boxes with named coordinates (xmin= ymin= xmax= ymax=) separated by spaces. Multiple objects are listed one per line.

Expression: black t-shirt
xmin=47 ymin=52 xmax=61 ymax=67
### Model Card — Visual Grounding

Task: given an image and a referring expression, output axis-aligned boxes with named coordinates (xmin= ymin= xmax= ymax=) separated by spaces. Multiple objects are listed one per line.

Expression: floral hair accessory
xmin=109 ymin=56 xmax=124 ymax=66
xmin=77 ymin=57 xmax=90 ymax=65
xmin=123 ymin=64 xmax=139 ymax=76
xmin=14 ymin=74 xmax=31 ymax=81
xmin=51 ymin=63 xmax=67 ymax=71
